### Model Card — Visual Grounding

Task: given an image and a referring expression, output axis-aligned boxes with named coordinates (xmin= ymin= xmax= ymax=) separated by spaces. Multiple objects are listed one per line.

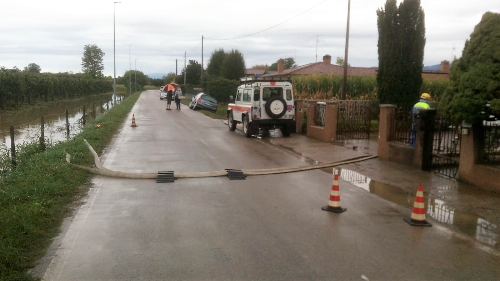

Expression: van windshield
xmin=262 ymin=87 xmax=283 ymax=101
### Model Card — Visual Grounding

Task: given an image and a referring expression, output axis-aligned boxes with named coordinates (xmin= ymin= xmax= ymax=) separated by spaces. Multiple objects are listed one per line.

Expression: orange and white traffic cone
xmin=130 ymin=114 xmax=137 ymax=127
xmin=404 ymin=184 xmax=432 ymax=227
xmin=322 ymin=169 xmax=346 ymax=213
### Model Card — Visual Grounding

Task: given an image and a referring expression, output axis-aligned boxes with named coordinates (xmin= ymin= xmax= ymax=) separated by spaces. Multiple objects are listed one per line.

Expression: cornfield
xmin=0 ymin=72 xmax=113 ymax=109
xmin=292 ymin=74 xmax=377 ymax=100
xmin=292 ymin=74 xmax=450 ymax=104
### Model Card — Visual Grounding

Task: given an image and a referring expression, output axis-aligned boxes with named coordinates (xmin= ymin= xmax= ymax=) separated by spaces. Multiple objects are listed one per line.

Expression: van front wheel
xmin=228 ymin=112 xmax=237 ymax=131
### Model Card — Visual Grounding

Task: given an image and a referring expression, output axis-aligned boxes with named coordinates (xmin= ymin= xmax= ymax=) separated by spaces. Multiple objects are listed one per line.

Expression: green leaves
xmin=442 ymin=12 xmax=500 ymax=123
xmin=81 ymin=44 xmax=105 ymax=79
xmin=377 ymin=0 xmax=425 ymax=109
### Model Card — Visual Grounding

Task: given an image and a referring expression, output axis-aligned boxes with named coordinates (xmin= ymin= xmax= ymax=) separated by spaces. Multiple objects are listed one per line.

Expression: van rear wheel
xmin=243 ymin=115 xmax=251 ymax=138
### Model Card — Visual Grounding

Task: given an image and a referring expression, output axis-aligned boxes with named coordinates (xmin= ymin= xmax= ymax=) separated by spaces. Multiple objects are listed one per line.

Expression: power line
xmin=204 ymin=0 xmax=327 ymax=41
xmin=188 ymin=41 xmax=202 ymax=54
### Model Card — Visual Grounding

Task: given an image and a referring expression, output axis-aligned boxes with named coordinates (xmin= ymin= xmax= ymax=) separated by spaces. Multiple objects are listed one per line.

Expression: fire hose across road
xmin=65 ymin=139 xmax=377 ymax=180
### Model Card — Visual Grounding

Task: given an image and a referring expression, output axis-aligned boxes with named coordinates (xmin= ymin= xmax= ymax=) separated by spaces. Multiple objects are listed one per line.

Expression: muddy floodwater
xmin=0 ymin=93 xmax=125 ymax=147
xmin=329 ymin=168 xmax=499 ymax=250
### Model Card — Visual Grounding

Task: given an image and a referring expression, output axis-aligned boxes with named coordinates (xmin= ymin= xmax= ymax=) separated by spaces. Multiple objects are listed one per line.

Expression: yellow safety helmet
xmin=420 ymin=93 xmax=431 ymax=100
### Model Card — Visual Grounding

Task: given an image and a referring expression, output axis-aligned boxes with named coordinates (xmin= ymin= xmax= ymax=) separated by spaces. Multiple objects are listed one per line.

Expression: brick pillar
xmin=295 ymin=100 xmax=304 ymax=133
xmin=324 ymin=101 xmax=338 ymax=142
xmin=307 ymin=101 xmax=318 ymax=137
xmin=378 ymin=104 xmax=396 ymax=159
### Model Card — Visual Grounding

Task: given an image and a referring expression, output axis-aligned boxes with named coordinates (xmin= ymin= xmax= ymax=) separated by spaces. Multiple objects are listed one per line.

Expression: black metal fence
xmin=432 ymin=116 xmax=461 ymax=178
xmin=336 ymin=100 xmax=374 ymax=140
xmin=483 ymin=123 xmax=500 ymax=164
xmin=391 ymin=108 xmax=413 ymax=145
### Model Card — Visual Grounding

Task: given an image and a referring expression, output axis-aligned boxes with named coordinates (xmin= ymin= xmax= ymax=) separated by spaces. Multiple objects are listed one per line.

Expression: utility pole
xmin=135 ymin=59 xmax=137 ymax=93
xmin=201 ymin=35 xmax=204 ymax=84
xmin=129 ymin=44 xmax=132 ymax=96
xmin=184 ymin=51 xmax=186 ymax=85
xmin=113 ymin=2 xmax=121 ymax=102
xmin=341 ymin=0 xmax=351 ymax=100
xmin=176 ymin=59 xmax=178 ymax=76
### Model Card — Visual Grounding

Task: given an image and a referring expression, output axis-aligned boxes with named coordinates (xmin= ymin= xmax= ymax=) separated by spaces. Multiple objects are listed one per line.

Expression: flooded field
xmin=0 ymin=93 xmax=125 ymax=147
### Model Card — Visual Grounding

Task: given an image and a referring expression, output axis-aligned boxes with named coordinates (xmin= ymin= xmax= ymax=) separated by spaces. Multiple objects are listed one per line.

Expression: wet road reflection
xmin=0 ymin=94 xmax=124 ymax=147
xmin=330 ymin=168 xmax=499 ymax=249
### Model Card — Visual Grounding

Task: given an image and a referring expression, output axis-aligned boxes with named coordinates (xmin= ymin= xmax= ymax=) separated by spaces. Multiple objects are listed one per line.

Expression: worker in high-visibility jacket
xmin=412 ymin=93 xmax=431 ymax=114
xmin=410 ymin=93 xmax=431 ymax=146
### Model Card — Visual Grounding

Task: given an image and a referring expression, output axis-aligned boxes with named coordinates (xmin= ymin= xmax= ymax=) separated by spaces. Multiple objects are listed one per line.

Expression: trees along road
xmin=36 ymin=91 xmax=500 ymax=281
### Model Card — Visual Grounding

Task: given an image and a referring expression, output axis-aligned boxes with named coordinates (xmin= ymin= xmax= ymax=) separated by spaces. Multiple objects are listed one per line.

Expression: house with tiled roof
xmin=244 ymin=68 xmax=267 ymax=76
xmin=260 ymin=55 xmax=377 ymax=78
xmin=259 ymin=55 xmax=450 ymax=80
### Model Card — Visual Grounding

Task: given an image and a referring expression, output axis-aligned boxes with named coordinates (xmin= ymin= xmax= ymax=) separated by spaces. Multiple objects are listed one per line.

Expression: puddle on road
xmin=322 ymin=167 xmax=499 ymax=249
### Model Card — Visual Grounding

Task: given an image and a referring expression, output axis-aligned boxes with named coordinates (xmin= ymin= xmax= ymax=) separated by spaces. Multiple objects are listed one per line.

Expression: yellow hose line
xmin=64 ymin=139 xmax=377 ymax=180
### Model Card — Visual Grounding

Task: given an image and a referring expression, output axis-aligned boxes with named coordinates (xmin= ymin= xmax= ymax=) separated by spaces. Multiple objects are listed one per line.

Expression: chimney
xmin=323 ymin=54 xmax=332 ymax=65
xmin=440 ymin=60 xmax=450 ymax=73
xmin=277 ymin=59 xmax=285 ymax=73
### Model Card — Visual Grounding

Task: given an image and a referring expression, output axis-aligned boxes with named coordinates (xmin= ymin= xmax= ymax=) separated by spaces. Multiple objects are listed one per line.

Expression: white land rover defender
xmin=227 ymin=77 xmax=295 ymax=137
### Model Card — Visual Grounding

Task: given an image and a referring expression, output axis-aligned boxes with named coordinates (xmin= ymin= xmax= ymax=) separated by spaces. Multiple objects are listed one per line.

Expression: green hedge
xmin=203 ymin=76 xmax=239 ymax=102
xmin=0 ymin=72 xmax=113 ymax=109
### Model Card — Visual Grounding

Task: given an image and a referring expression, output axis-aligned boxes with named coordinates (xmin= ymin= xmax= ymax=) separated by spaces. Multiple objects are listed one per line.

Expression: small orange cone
xmin=130 ymin=114 xmax=138 ymax=127
xmin=404 ymin=185 xmax=432 ymax=227
xmin=322 ymin=169 xmax=346 ymax=213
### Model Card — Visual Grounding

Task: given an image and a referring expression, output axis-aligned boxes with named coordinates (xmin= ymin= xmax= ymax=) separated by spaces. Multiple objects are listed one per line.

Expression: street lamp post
xmin=129 ymin=44 xmax=132 ymax=96
xmin=114 ymin=2 xmax=121 ymax=102
xmin=135 ymin=59 xmax=138 ymax=93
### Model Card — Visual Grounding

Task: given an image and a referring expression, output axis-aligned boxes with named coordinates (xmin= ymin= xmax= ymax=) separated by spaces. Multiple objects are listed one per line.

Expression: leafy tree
xmin=184 ymin=60 xmax=202 ymax=85
xmin=268 ymin=57 xmax=297 ymax=71
xmin=441 ymin=12 xmax=500 ymax=123
xmin=376 ymin=0 xmax=425 ymax=109
xmin=250 ymin=64 xmax=268 ymax=70
xmin=23 ymin=63 xmax=41 ymax=73
xmin=220 ymin=49 xmax=246 ymax=80
xmin=123 ymin=70 xmax=148 ymax=92
xmin=81 ymin=44 xmax=105 ymax=79
xmin=162 ymin=72 xmax=177 ymax=84
xmin=335 ymin=57 xmax=351 ymax=67
xmin=150 ymin=78 xmax=164 ymax=87
xmin=206 ymin=48 xmax=226 ymax=76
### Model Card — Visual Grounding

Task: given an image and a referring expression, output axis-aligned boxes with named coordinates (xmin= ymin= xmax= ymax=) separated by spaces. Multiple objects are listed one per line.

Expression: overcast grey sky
xmin=0 ymin=0 xmax=498 ymax=77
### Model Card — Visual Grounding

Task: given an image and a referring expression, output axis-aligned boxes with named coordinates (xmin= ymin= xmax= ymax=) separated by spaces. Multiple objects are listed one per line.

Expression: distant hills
xmin=148 ymin=73 xmax=166 ymax=79
xmin=423 ymin=63 xmax=452 ymax=71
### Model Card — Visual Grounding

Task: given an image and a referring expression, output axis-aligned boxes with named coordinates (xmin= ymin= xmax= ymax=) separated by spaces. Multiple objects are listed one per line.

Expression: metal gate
xmin=432 ymin=116 xmax=461 ymax=178
xmin=336 ymin=100 xmax=375 ymax=140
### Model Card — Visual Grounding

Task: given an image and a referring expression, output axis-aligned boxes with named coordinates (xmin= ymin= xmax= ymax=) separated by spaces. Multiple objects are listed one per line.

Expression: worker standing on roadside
xmin=410 ymin=93 xmax=431 ymax=146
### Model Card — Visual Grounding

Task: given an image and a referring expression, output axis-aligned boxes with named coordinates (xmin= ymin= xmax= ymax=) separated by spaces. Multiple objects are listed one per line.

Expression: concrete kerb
xmin=65 ymin=139 xmax=377 ymax=180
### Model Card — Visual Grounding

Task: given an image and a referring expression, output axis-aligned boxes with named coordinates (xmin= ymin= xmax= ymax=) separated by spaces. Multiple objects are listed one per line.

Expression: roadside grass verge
xmin=180 ymin=99 xmax=228 ymax=119
xmin=0 ymin=91 xmax=141 ymax=281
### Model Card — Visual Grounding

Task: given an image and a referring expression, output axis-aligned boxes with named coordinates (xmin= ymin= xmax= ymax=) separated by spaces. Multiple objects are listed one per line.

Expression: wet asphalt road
xmin=38 ymin=91 xmax=500 ymax=281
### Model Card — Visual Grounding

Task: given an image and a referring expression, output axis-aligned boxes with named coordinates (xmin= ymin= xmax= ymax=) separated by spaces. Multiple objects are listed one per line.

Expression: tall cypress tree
xmin=377 ymin=0 xmax=400 ymax=106
xmin=399 ymin=0 xmax=426 ymax=109
xmin=377 ymin=0 xmax=425 ymax=109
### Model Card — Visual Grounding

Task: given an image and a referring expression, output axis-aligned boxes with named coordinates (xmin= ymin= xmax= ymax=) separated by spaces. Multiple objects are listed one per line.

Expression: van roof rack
xmin=239 ymin=76 xmax=291 ymax=85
